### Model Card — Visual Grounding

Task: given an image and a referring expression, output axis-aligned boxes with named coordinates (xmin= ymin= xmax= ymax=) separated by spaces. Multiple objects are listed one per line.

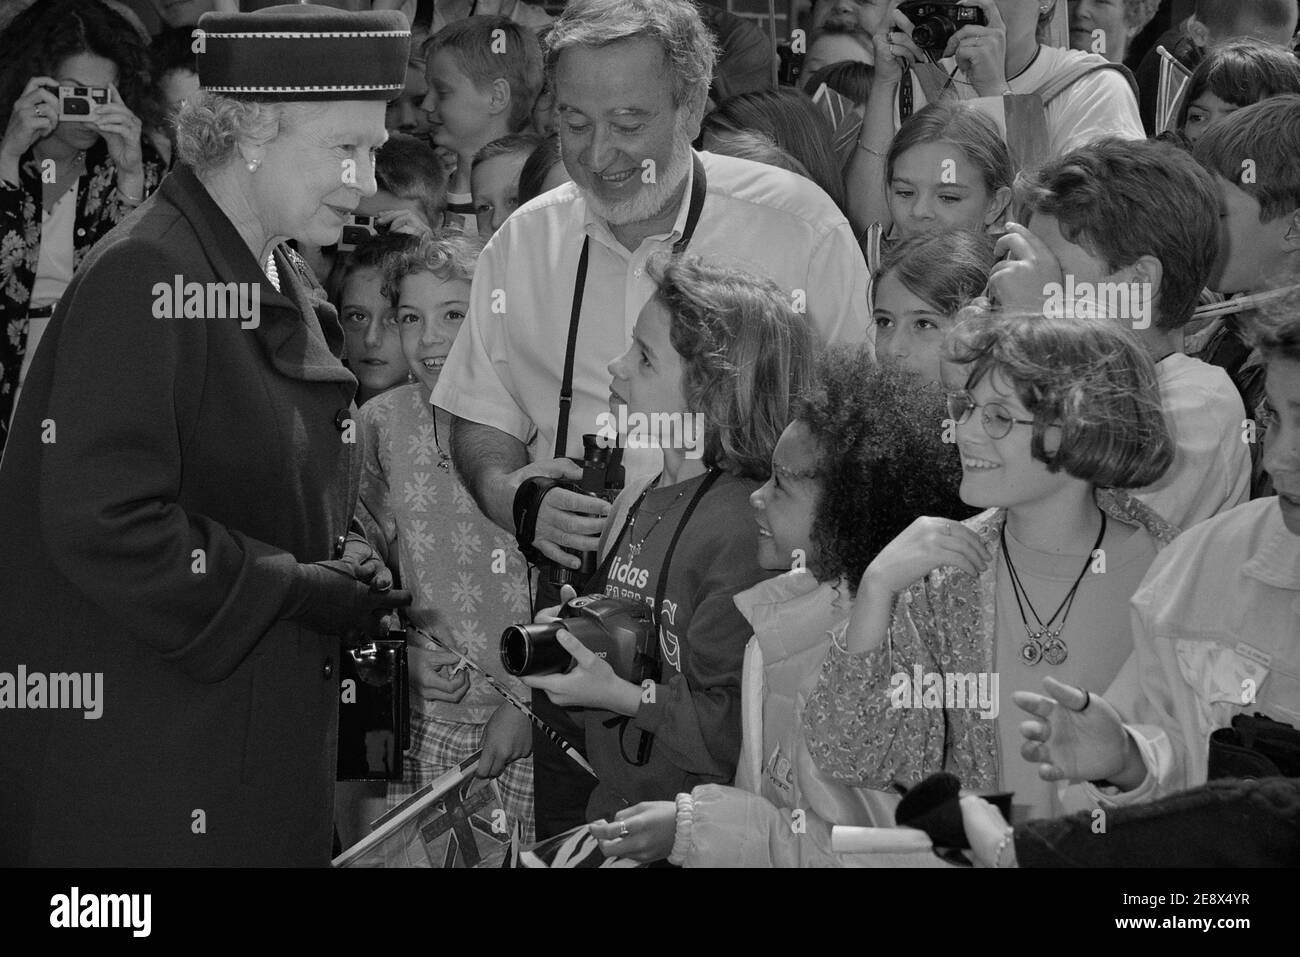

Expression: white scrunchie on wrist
xmin=667 ymin=792 xmax=695 ymax=866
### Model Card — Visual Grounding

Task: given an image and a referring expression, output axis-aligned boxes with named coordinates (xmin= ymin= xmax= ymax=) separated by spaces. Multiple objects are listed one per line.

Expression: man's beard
xmin=820 ymin=13 xmax=864 ymax=34
xmin=567 ymin=129 xmax=693 ymax=227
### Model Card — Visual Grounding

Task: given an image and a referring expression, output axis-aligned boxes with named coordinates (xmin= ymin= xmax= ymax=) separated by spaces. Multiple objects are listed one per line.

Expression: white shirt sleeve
xmin=804 ymin=221 xmax=873 ymax=351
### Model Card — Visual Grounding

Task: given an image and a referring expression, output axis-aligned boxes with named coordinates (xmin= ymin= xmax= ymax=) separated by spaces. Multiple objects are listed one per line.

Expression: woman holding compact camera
xmin=0 ymin=0 xmax=165 ymax=451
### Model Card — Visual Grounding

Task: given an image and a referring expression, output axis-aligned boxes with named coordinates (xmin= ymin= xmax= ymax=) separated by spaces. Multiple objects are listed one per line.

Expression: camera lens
xmin=500 ymin=622 xmax=571 ymax=677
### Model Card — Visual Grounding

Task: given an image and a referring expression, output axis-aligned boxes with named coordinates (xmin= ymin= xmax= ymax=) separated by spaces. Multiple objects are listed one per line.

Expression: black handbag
xmin=1207 ymin=712 xmax=1300 ymax=780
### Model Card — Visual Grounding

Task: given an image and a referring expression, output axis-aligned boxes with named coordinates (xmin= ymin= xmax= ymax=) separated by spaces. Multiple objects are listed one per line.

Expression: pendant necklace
xmin=432 ymin=411 xmax=452 ymax=472
xmin=1001 ymin=507 xmax=1106 ymax=666
xmin=627 ymin=473 xmax=688 ymax=558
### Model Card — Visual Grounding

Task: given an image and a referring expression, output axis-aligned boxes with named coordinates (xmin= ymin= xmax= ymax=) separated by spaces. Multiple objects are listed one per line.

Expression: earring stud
xmin=247 ymin=160 xmax=260 ymax=172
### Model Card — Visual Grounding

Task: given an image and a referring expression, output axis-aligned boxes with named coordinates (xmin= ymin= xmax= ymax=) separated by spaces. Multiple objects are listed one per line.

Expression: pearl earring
xmin=247 ymin=159 xmax=260 ymax=172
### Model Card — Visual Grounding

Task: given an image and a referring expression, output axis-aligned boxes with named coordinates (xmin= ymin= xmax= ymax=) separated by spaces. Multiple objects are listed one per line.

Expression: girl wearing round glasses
xmin=803 ymin=310 xmax=1181 ymax=822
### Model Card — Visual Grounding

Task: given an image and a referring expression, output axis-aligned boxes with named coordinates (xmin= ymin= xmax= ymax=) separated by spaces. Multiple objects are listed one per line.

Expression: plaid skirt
xmin=387 ymin=712 xmax=536 ymax=845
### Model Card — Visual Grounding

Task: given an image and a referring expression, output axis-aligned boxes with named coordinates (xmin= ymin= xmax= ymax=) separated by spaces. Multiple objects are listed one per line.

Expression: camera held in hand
xmin=898 ymin=2 xmax=988 ymax=60
xmin=500 ymin=593 xmax=657 ymax=684
xmin=53 ymin=85 xmax=110 ymax=122
xmin=776 ymin=39 xmax=805 ymax=88
xmin=338 ymin=214 xmax=388 ymax=252
xmin=514 ymin=433 xmax=624 ymax=591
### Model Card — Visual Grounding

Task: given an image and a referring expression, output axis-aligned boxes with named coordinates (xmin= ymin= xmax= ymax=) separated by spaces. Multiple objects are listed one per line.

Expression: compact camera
xmin=500 ymin=593 xmax=657 ymax=684
xmin=56 ymin=85 xmax=110 ymax=122
xmin=338 ymin=214 xmax=387 ymax=252
xmin=898 ymin=2 xmax=988 ymax=59
xmin=337 ymin=635 xmax=410 ymax=782
xmin=514 ymin=433 xmax=624 ymax=592
xmin=776 ymin=39 xmax=805 ymax=88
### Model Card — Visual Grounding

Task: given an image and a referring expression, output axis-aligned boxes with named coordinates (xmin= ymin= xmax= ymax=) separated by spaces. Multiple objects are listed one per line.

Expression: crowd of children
xmin=3 ymin=0 xmax=1300 ymax=868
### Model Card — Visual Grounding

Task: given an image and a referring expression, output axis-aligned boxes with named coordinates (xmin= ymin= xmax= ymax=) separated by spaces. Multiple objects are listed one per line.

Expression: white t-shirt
xmin=431 ymin=150 xmax=872 ymax=485
xmin=904 ymin=45 xmax=1144 ymax=157
xmin=1133 ymin=353 xmax=1250 ymax=532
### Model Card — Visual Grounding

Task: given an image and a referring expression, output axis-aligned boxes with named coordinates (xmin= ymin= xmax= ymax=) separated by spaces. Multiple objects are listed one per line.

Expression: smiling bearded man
xmin=430 ymin=0 xmax=871 ymax=840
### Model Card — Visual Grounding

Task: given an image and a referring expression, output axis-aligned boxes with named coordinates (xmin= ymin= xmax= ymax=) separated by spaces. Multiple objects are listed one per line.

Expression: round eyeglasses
xmin=946 ymin=390 xmax=1036 ymax=440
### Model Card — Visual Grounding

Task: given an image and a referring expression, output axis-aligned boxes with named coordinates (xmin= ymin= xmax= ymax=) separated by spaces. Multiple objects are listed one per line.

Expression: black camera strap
xmin=592 ymin=468 xmax=722 ymax=766
xmin=553 ymin=153 xmax=709 ymax=458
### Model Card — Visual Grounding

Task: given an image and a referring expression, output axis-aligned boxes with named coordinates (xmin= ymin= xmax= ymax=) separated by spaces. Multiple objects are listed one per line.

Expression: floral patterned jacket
xmin=0 ymin=136 xmax=164 ymax=450
xmin=802 ymin=489 xmax=1180 ymax=795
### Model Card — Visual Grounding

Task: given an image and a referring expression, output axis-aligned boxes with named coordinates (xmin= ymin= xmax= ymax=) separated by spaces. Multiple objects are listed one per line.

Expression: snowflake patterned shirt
xmin=356 ymin=383 xmax=530 ymax=724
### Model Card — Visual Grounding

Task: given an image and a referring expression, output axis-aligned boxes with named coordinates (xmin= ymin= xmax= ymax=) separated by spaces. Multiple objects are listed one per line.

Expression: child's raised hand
xmin=988 ymin=223 xmax=1064 ymax=313
xmin=374 ymin=207 xmax=432 ymax=239
xmin=861 ymin=515 xmax=992 ymax=598
xmin=844 ymin=517 xmax=990 ymax=655
xmin=946 ymin=0 xmax=1010 ymax=96
xmin=1014 ymin=677 xmax=1145 ymax=787
xmin=873 ymin=8 xmax=926 ymax=86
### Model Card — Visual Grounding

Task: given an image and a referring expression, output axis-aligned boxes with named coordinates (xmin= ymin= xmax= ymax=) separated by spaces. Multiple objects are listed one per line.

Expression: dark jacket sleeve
xmin=1016 ymin=777 xmax=1300 ymax=867
xmin=37 ymin=238 xmax=302 ymax=684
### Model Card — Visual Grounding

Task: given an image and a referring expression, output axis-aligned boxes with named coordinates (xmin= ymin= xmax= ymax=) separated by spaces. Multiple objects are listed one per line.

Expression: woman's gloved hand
xmin=282 ymin=560 xmax=411 ymax=638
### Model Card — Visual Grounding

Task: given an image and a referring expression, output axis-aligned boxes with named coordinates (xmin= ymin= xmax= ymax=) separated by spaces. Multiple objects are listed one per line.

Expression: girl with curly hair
xmin=584 ymin=351 xmax=970 ymax=865
xmin=0 ymin=0 xmax=165 ymax=449
xmin=803 ymin=311 xmax=1181 ymax=825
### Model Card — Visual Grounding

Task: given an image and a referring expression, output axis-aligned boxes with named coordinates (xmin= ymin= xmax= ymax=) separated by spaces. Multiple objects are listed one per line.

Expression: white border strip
xmin=204 ymin=31 xmax=410 ymax=39
xmin=205 ymin=84 xmax=401 ymax=92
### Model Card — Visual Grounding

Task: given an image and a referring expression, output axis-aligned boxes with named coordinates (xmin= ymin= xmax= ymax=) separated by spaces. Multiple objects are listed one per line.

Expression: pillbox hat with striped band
xmin=195 ymin=3 xmax=410 ymax=101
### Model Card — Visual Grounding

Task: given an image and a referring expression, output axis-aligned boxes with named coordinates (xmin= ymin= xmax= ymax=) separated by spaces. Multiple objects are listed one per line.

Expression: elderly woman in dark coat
xmin=0 ymin=4 xmax=415 ymax=867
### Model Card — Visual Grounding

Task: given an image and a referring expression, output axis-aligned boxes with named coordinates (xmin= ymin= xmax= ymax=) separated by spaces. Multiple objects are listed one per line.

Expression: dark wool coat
xmin=0 ymin=165 xmax=360 ymax=866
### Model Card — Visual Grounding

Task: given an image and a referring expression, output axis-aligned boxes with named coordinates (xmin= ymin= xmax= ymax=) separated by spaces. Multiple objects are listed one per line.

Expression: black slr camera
xmin=514 ymin=433 xmax=624 ymax=591
xmin=899 ymin=2 xmax=988 ymax=60
xmin=501 ymin=593 xmax=657 ymax=684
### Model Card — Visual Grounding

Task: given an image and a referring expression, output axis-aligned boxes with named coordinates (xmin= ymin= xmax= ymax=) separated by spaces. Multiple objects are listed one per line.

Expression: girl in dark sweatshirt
xmin=522 ymin=252 xmax=817 ymax=827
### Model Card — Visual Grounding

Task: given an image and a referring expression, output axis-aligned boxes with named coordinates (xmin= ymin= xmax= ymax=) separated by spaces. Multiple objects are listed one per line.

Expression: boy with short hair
xmin=989 ymin=135 xmax=1250 ymax=531
xmin=1191 ymin=94 xmax=1300 ymax=495
xmin=422 ymin=15 xmax=544 ymax=234
xmin=367 ymin=132 xmax=449 ymax=231
xmin=470 ymin=131 xmax=541 ymax=240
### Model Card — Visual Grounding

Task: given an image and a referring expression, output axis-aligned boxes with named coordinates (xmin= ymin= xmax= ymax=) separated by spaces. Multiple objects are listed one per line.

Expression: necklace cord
xmin=1000 ymin=506 xmax=1106 ymax=654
